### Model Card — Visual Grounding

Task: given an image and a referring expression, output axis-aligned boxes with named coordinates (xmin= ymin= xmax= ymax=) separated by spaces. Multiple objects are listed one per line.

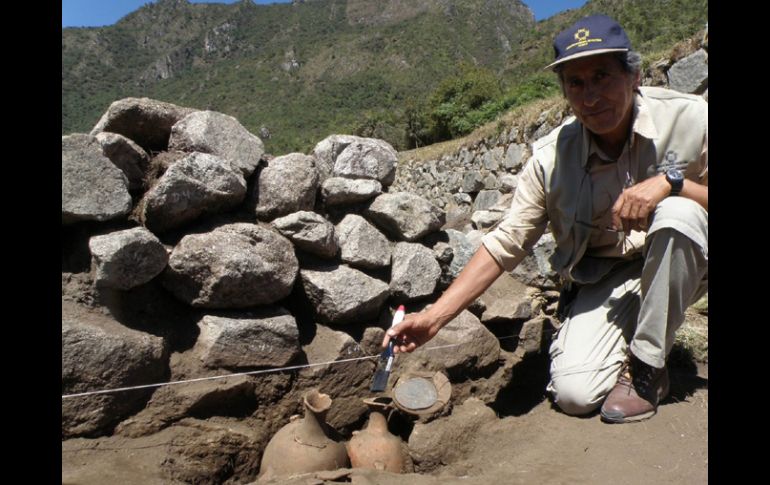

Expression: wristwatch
xmin=665 ymin=168 xmax=684 ymax=196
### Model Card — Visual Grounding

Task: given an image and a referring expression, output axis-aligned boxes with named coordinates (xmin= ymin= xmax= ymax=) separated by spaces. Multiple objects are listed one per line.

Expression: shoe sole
xmin=600 ymin=408 xmax=656 ymax=424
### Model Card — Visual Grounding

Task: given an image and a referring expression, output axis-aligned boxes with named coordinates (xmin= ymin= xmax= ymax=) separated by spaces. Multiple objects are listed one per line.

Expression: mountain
xmin=62 ymin=0 xmax=707 ymax=153
xmin=63 ymin=0 xmax=535 ymax=152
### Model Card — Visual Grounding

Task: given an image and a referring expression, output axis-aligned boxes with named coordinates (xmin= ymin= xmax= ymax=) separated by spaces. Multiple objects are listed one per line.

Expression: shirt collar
xmin=579 ymin=90 xmax=659 ymax=168
xmin=633 ymin=89 xmax=658 ymax=140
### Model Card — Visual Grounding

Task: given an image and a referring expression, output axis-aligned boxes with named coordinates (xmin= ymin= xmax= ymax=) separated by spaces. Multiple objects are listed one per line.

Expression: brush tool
xmin=370 ymin=305 xmax=405 ymax=392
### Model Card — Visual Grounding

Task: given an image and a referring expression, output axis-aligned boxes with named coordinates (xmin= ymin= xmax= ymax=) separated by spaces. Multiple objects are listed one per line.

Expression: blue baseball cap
xmin=546 ymin=14 xmax=632 ymax=70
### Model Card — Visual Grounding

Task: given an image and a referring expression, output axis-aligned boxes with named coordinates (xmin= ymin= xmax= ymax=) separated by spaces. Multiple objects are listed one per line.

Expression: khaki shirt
xmin=481 ymin=86 xmax=708 ymax=284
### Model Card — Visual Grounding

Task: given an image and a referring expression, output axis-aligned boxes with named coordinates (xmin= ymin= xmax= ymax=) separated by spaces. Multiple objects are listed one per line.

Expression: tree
xmin=425 ymin=63 xmax=502 ymax=142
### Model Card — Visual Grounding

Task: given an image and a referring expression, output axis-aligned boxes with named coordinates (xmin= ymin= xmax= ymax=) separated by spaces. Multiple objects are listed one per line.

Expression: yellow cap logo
xmin=567 ymin=27 xmax=603 ymax=50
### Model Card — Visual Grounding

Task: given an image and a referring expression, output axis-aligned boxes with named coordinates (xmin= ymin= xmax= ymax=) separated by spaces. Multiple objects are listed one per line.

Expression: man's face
xmin=561 ymin=53 xmax=639 ymax=143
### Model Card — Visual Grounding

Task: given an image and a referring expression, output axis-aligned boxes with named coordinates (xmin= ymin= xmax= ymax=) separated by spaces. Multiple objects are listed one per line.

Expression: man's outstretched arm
xmin=382 ymin=244 xmax=504 ymax=354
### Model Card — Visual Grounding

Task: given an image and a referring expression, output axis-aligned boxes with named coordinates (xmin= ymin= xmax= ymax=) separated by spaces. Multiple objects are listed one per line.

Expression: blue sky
xmin=62 ymin=1 xmax=589 ymax=28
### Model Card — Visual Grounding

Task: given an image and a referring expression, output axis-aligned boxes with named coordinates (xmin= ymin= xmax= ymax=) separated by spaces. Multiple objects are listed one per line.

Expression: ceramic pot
xmin=346 ymin=397 xmax=406 ymax=473
xmin=259 ymin=389 xmax=349 ymax=481
xmin=392 ymin=370 xmax=452 ymax=419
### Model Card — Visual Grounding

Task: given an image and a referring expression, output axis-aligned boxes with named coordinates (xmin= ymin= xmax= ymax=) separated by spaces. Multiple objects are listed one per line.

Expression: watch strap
xmin=666 ymin=169 xmax=684 ymax=196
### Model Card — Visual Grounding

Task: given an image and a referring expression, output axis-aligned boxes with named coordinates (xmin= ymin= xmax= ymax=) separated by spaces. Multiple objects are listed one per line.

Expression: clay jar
xmin=259 ymin=389 xmax=349 ymax=481
xmin=347 ymin=397 xmax=406 ymax=473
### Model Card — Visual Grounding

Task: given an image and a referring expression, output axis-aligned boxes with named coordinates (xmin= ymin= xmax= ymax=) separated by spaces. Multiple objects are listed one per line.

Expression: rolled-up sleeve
xmin=683 ymin=98 xmax=707 ymax=186
xmin=481 ymin=156 xmax=549 ymax=272
xmin=698 ymin=113 xmax=708 ymax=185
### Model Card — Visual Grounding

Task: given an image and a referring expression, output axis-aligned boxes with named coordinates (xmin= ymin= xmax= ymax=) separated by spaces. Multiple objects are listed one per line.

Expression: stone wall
xmin=391 ymin=103 xmax=570 ymax=227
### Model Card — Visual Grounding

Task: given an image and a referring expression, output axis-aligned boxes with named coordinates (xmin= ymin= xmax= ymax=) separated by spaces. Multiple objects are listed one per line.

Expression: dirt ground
xmin=439 ymin=364 xmax=708 ymax=485
xmin=62 ymin=361 xmax=707 ymax=485
xmin=62 ymin=264 xmax=708 ymax=484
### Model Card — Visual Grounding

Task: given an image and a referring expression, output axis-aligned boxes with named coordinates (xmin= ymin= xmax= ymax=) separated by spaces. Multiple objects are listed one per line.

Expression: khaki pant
xmin=547 ymin=197 xmax=708 ymax=416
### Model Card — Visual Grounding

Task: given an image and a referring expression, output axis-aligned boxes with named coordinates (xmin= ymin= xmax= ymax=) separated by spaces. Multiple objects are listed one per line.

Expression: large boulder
xmin=89 ymin=227 xmax=169 ymax=290
xmin=272 ymin=211 xmax=338 ymax=259
xmin=192 ymin=308 xmax=300 ymax=369
xmin=336 ymin=214 xmax=392 ymax=270
xmin=668 ymin=49 xmax=708 ymax=94
xmin=62 ymin=134 xmax=132 ymax=225
xmin=96 ymin=132 xmax=150 ymax=192
xmin=398 ymin=309 xmax=499 ymax=377
xmin=296 ymin=325 xmax=373 ymax=430
xmin=365 ymin=193 xmax=445 ymax=242
xmin=408 ymin=398 xmax=497 ymax=472
xmin=90 ymin=97 xmax=196 ymax=153
xmin=168 ymin=110 xmax=265 ymax=178
xmin=332 ymin=138 xmax=398 ymax=187
xmin=138 ymin=152 xmax=247 ymax=233
xmin=321 ymin=177 xmax=382 ymax=206
xmin=250 ymin=153 xmax=318 ymax=221
xmin=162 ymin=223 xmax=298 ymax=308
xmin=299 ymin=264 xmax=390 ymax=325
xmin=389 ymin=242 xmax=441 ymax=302
xmin=62 ymin=304 xmax=168 ymax=438
xmin=299 ymin=324 xmax=362 ymax=378
xmin=113 ymin=375 xmax=259 ymax=439
xmin=312 ymin=134 xmax=364 ymax=183
xmin=479 ymin=272 xmax=533 ymax=324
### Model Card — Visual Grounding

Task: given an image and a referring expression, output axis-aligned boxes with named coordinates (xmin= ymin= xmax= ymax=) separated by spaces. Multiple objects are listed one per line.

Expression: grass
xmin=399 ymin=95 xmax=570 ymax=164
xmin=671 ymin=294 xmax=708 ymax=365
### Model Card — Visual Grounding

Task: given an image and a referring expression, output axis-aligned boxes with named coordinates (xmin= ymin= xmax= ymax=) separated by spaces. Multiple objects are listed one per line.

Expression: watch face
xmin=667 ymin=169 xmax=684 ymax=182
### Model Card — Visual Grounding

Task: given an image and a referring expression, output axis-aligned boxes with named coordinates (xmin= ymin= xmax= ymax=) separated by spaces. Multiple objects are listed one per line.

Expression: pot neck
xmin=367 ymin=410 xmax=389 ymax=432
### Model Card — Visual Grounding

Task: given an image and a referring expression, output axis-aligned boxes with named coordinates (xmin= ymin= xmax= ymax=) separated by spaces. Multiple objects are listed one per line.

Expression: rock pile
xmin=62 ymin=98 xmax=555 ymax=483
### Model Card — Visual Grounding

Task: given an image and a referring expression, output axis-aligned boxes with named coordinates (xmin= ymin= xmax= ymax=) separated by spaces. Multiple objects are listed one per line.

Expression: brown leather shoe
xmin=600 ymin=354 xmax=669 ymax=424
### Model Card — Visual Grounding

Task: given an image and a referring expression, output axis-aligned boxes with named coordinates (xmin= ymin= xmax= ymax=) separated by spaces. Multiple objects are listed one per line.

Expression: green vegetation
xmin=405 ymin=68 xmax=560 ymax=148
xmin=424 ymin=64 xmax=503 ymax=142
xmin=62 ymin=0 xmax=707 ymax=154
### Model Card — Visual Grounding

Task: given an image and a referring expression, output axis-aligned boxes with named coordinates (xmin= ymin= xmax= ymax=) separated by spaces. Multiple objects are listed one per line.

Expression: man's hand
xmin=381 ymin=310 xmax=443 ymax=354
xmin=380 ymin=245 xmax=504 ymax=354
xmin=611 ymin=174 xmax=670 ymax=233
